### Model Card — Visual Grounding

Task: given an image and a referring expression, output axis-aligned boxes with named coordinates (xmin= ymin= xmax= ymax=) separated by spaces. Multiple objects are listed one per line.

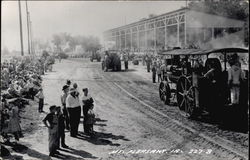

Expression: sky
xmin=1 ymin=1 xmax=187 ymax=52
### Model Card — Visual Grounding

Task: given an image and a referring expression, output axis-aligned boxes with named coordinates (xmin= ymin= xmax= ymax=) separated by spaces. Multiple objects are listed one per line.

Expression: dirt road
xmin=9 ymin=59 xmax=248 ymax=160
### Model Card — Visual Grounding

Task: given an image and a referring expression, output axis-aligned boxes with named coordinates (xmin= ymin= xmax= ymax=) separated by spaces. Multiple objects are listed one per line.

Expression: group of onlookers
xmin=142 ymin=54 xmax=163 ymax=83
xmin=1 ymin=56 xmax=47 ymax=144
xmin=43 ymin=80 xmax=96 ymax=157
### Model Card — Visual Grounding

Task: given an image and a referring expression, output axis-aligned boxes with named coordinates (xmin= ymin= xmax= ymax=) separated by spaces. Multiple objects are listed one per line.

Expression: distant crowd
xmin=0 ymin=56 xmax=53 ymax=145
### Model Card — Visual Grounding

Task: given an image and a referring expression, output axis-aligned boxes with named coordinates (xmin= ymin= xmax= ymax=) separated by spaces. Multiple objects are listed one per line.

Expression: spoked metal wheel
xmin=177 ymin=76 xmax=195 ymax=117
xmin=159 ymin=82 xmax=170 ymax=105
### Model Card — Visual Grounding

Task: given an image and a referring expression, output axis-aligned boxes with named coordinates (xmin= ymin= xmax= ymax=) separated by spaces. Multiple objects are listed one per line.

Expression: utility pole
xmin=30 ymin=21 xmax=34 ymax=55
xmin=25 ymin=0 xmax=31 ymax=55
xmin=184 ymin=0 xmax=188 ymax=47
xmin=18 ymin=0 xmax=24 ymax=56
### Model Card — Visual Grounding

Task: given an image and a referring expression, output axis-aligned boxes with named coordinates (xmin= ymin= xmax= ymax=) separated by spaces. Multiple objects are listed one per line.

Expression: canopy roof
xmin=159 ymin=47 xmax=249 ymax=56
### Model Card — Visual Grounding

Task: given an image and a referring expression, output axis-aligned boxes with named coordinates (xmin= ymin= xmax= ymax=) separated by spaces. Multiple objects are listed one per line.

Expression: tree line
xmin=51 ymin=33 xmax=101 ymax=54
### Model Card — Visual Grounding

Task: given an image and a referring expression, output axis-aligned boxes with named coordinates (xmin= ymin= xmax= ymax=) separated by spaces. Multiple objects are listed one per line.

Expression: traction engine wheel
xmin=176 ymin=76 xmax=195 ymax=117
xmin=159 ymin=82 xmax=170 ymax=105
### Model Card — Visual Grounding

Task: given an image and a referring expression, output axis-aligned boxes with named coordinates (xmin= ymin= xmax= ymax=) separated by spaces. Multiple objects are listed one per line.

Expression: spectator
xmin=81 ymin=88 xmax=94 ymax=134
xmin=43 ymin=105 xmax=60 ymax=156
xmin=151 ymin=61 xmax=157 ymax=83
xmin=156 ymin=61 xmax=162 ymax=82
xmin=85 ymin=104 xmax=95 ymax=136
xmin=56 ymin=106 xmax=69 ymax=149
xmin=60 ymin=85 xmax=70 ymax=130
xmin=35 ymin=88 xmax=44 ymax=113
xmin=8 ymin=103 xmax=22 ymax=142
xmin=66 ymin=88 xmax=81 ymax=137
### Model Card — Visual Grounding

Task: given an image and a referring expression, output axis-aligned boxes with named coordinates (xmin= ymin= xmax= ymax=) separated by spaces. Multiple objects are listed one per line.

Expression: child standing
xmin=81 ymin=88 xmax=94 ymax=134
xmin=8 ymin=103 xmax=22 ymax=142
xmin=35 ymin=88 xmax=44 ymax=113
xmin=86 ymin=104 xmax=95 ymax=136
xmin=56 ymin=106 xmax=69 ymax=149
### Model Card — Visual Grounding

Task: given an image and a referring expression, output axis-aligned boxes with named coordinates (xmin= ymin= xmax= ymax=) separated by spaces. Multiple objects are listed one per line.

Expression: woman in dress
xmin=8 ymin=103 xmax=22 ymax=141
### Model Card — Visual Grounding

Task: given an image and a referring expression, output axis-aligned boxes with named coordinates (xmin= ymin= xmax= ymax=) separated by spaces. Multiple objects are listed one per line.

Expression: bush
xmin=46 ymin=56 xmax=55 ymax=65
xmin=42 ymin=50 xmax=49 ymax=59
xmin=58 ymin=52 xmax=69 ymax=59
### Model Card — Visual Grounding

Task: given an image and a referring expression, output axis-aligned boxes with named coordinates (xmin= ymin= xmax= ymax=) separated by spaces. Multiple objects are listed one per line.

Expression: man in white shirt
xmin=66 ymin=88 xmax=81 ymax=137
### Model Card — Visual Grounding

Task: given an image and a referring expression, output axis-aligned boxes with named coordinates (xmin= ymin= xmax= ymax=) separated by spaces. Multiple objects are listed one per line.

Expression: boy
xmin=86 ymin=104 xmax=95 ymax=136
xmin=43 ymin=105 xmax=60 ymax=156
xmin=81 ymin=88 xmax=94 ymax=134
xmin=56 ymin=106 xmax=69 ymax=149
xmin=35 ymin=88 xmax=44 ymax=112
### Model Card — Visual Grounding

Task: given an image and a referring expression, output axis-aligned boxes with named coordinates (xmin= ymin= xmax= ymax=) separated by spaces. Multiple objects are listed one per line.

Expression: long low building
xmin=103 ymin=8 xmax=245 ymax=51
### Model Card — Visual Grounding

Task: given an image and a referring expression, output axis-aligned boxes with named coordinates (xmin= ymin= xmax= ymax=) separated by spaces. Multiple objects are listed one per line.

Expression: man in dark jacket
xmin=56 ymin=106 xmax=69 ymax=149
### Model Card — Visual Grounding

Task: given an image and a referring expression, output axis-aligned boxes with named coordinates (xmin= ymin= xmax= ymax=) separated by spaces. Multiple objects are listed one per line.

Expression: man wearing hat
xmin=60 ymin=85 xmax=70 ymax=130
xmin=66 ymin=88 xmax=81 ymax=137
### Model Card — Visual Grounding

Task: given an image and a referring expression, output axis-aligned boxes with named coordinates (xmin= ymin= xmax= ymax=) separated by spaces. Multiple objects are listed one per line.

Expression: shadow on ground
xmin=95 ymin=118 xmax=108 ymax=122
xmin=1 ymin=142 xmax=98 ymax=160
xmin=55 ymin=147 xmax=98 ymax=159
xmin=76 ymin=131 xmax=129 ymax=147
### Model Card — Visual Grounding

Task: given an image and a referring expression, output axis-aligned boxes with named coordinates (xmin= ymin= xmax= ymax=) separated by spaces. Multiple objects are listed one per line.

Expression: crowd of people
xmin=1 ymin=56 xmax=47 ymax=144
xmin=1 ymin=54 xmax=97 ymax=157
xmin=142 ymin=54 xmax=164 ymax=83
xmin=43 ymin=80 xmax=96 ymax=157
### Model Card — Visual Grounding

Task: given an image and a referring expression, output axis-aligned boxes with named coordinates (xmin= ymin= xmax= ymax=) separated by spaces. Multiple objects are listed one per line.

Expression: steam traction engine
xmin=158 ymin=48 xmax=249 ymax=119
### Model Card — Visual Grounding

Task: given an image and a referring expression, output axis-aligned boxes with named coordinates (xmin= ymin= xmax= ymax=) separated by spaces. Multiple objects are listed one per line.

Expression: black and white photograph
xmin=1 ymin=0 xmax=249 ymax=159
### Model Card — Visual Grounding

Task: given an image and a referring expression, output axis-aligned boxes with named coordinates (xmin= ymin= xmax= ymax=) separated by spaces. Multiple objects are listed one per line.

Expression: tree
xmin=68 ymin=36 xmax=78 ymax=52
xmin=79 ymin=36 xmax=101 ymax=53
xmin=52 ymin=32 xmax=78 ymax=52
xmin=42 ymin=50 xmax=49 ymax=59
xmin=52 ymin=34 xmax=64 ymax=52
